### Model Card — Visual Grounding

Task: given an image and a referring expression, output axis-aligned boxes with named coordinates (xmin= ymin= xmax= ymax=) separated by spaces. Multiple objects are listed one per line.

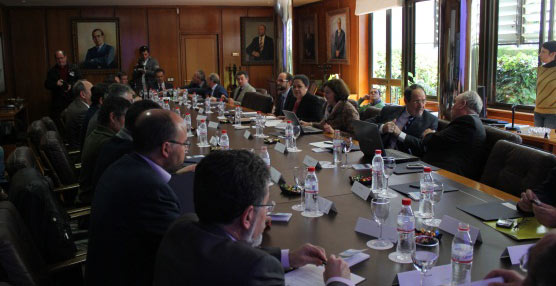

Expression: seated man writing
xmin=154 ymin=150 xmax=352 ymax=286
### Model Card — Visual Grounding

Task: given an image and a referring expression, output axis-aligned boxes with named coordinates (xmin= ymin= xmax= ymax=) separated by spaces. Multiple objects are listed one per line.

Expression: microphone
xmin=506 ymin=103 xmax=519 ymax=131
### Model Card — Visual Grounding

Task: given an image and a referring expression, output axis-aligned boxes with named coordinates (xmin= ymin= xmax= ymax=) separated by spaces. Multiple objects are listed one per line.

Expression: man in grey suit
xmin=366 ymin=84 xmax=438 ymax=156
xmin=332 ymin=17 xmax=346 ymax=59
xmin=229 ymin=70 xmax=256 ymax=105
xmin=62 ymin=80 xmax=92 ymax=149
xmin=133 ymin=45 xmax=159 ymax=92
xmin=154 ymin=150 xmax=352 ymax=286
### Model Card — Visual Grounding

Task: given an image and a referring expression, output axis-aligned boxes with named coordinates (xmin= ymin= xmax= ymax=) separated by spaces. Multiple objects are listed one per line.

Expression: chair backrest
xmin=255 ymin=88 xmax=268 ymax=95
xmin=27 ymin=120 xmax=48 ymax=155
xmin=480 ymin=140 xmax=556 ymax=197
xmin=40 ymin=117 xmax=60 ymax=135
xmin=359 ymin=106 xmax=382 ymax=121
xmin=0 ymin=200 xmax=47 ymax=286
xmin=39 ymin=131 xmax=76 ymax=186
xmin=241 ymin=92 xmax=274 ymax=113
xmin=347 ymin=99 xmax=358 ymax=110
xmin=6 ymin=146 xmax=36 ymax=179
xmin=437 ymin=119 xmax=450 ymax=132
xmin=308 ymin=81 xmax=318 ymax=95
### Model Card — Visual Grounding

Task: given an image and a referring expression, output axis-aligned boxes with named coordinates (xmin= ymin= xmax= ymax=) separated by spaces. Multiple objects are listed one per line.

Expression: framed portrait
xmin=298 ymin=14 xmax=318 ymax=64
xmin=72 ymin=18 xmax=120 ymax=73
xmin=0 ymin=34 xmax=5 ymax=93
xmin=240 ymin=17 xmax=275 ymax=66
xmin=326 ymin=8 xmax=350 ymax=64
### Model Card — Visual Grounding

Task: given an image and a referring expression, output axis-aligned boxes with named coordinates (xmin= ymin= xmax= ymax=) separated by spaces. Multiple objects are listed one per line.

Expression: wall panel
xmin=148 ymin=8 xmax=179 ymax=85
xmin=115 ymin=7 xmax=148 ymax=77
xmin=179 ymin=6 xmax=221 ymax=34
xmin=46 ymin=8 xmax=79 ymax=68
xmin=80 ymin=7 xmax=114 ymax=18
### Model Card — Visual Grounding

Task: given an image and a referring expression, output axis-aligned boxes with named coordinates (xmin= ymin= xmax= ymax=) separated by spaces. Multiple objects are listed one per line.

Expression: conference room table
xmin=174 ymin=101 xmax=532 ymax=286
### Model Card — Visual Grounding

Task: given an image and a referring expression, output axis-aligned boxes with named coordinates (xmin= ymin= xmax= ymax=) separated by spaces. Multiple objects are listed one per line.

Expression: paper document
xmin=266 ymin=120 xmax=284 ymax=127
xmin=274 ymin=122 xmax=287 ymax=129
xmin=242 ymin=111 xmax=258 ymax=117
xmin=309 ymin=141 xmax=334 ymax=149
xmin=285 ymin=265 xmax=365 ymax=286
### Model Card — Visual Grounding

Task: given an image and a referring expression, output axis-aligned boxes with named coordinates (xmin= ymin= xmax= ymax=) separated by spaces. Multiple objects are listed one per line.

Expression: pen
xmin=532 ymin=199 xmax=542 ymax=206
xmin=321 ymin=260 xmax=327 ymax=265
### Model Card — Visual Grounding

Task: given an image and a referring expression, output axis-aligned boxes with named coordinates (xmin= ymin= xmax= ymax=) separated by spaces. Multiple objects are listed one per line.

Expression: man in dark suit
xmin=152 ymin=68 xmax=174 ymax=92
xmin=207 ymin=72 xmax=228 ymax=100
xmin=85 ymin=109 xmax=187 ymax=286
xmin=154 ymin=150 xmax=352 ymax=286
xmin=274 ymin=72 xmax=294 ymax=117
xmin=421 ymin=91 xmax=486 ymax=180
xmin=83 ymin=29 xmax=116 ymax=69
xmin=246 ymin=24 xmax=274 ymax=61
xmin=366 ymin=84 xmax=438 ymax=156
xmin=133 ymin=45 xmax=159 ymax=92
xmin=62 ymin=80 xmax=92 ymax=150
xmin=332 ymin=18 xmax=345 ymax=59
xmin=45 ymin=50 xmax=82 ymax=122
xmin=183 ymin=69 xmax=209 ymax=95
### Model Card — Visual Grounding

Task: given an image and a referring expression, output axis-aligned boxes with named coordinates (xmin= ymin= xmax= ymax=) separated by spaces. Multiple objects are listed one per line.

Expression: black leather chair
xmin=39 ymin=131 xmax=78 ymax=189
xmin=241 ymin=92 xmax=274 ymax=113
xmin=359 ymin=106 xmax=382 ymax=121
xmin=480 ymin=140 xmax=556 ymax=197
xmin=437 ymin=118 xmax=450 ymax=132
xmin=41 ymin=116 xmax=60 ymax=134
xmin=0 ymin=201 xmax=85 ymax=285
xmin=6 ymin=146 xmax=36 ymax=179
xmin=255 ymin=88 xmax=268 ymax=95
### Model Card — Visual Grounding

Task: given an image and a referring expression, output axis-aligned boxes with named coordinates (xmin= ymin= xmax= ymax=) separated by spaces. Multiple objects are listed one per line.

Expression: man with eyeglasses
xmin=357 ymin=87 xmax=385 ymax=113
xmin=154 ymin=150 xmax=353 ymax=286
xmin=365 ymin=84 xmax=438 ymax=156
xmin=86 ymin=109 xmax=186 ymax=286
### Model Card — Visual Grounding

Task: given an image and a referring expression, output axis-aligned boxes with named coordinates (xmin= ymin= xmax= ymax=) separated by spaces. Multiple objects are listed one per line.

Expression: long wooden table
xmin=175 ymin=103 xmax=529 ymax=286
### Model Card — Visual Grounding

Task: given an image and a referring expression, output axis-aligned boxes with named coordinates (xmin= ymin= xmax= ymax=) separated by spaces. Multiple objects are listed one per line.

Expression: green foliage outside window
xmin=496 ymin=47 xmax=538 ymax=106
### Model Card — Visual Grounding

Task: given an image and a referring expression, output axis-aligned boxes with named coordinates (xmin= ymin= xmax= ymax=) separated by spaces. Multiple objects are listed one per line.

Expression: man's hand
xmin=335 ymin=50 xmax=340 ymax=58
xmin=289 ymin=243 xmax=327 ymax=268
xmin=323 ymin=255 xmax=351 ymax=282
xmin=484 ymin=269 xmax=524 ymax=286
xmin=382 ymin=121 xmax=401 ymax=137
xmin=57 ymin=79 xmax=64 ymax=87
xmin=517 ymin=189 xmax=538 ymax=213
xmin=251 ymin=51 xmax=260 ymax=57
xmin=533 ymin=202 xmax=556 ymax=227
xmin=323 ymin=123 xmax=334 ymax=134
xmin=175 ymin=164 xmax=196 ymax=174
xmin=299 ymin=120 xmax=312 ymax=127
xmin=363 ymin=94 xmax=370 ymax=101
xmin=422 ymin=128 xmax=435 ymax=137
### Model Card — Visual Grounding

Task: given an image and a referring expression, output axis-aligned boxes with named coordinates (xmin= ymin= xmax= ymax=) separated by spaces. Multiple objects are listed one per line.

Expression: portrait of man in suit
xmin=332 ymin=17 xmax=345 ymax=59
xmin=73 ymin=19 xmax=120 ymax=70
xmin=326 ymin=8 xmax=350 ymax=64
xmin=241 ymin=17 xmax=275 ymax=65
xmin=299 ymin=15 xmax=318 ymax=64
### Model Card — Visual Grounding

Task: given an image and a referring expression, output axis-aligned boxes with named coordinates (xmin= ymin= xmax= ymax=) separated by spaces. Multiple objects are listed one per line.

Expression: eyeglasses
xmin=276 ymin=79 xmax=289 ymax=83
xmin=254 ymin=200 xmax=276 ymax=212
xmin=411 ymin=99 xmax=427 ymax=105
xmin=168 ymin=140 xmax=191 ymax=154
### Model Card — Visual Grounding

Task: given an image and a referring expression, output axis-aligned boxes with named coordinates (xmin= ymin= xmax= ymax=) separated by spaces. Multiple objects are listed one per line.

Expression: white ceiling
xmin=0 ymin=0 xmax=320 ymax=7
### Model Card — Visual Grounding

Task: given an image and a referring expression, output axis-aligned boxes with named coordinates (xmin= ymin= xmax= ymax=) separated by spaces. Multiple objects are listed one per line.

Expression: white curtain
xmin=355 ymin=0 xmax=403 ymax=15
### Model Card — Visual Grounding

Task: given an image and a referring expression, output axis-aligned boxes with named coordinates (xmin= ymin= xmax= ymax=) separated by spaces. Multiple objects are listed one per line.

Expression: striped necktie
xmin=403 ymin=116 xmax=415 ymax=132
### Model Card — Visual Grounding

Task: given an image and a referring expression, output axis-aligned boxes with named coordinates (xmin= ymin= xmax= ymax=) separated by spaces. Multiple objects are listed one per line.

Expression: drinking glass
xmin=340 ymin=137 xmax=353 ymax=168
xmin=367 ymin=198 xmax=394 ymax=250
xmin=380 ymin=157 xmax=398 ymax=198
xmin=424 ymin=183 xmax=444 ymax=227
xmin=259 ymin=115 xmax=268 ymax=138
xmin=412 ymin=236 xmax=440 ymax=286
xmin=291 ymin=167 xmax=306 ymax=211
xmin=289 ymin=125 xmax=302 ymax=152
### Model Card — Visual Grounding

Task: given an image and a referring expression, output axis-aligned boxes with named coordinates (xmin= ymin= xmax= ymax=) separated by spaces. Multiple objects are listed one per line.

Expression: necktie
xmin=403 ymin=116 xmax=415 ymax=132
xmin=259 ymin=37 xmax=264 ymax=51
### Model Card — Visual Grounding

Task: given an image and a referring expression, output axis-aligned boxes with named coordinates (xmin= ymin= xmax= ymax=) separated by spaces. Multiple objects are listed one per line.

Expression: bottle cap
xmin=287 ymin=120 xmax=292 ymax=123
xmin=236 ymin=105 xmax=240 ymax=107
xmin=423 ymin=166 xmax=432 ymax=172
xmin=458 ymin=222 xmax=470 ymax=231
xmin=375 ymin=149 xmax=382 ymax=154
xmin=221 ymin=130 xmax=227 ymax=134
xmin=307 ymin=166 xmax=316 ymax=172
xmin=201 ymin=120 xmax=205 ymax=123
xmin=185 ymin=113 xmax=190 ymax=115
xmin=402 ymin=198 xmax=412 ymax=206
xmin=257 ymin=111 xmax=261 ymax=114
xmin=175 ymin=106 xmax=179 ymax=109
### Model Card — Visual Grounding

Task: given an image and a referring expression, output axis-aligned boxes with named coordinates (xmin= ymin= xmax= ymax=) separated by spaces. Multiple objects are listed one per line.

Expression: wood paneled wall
xmin=2 ymin=5 xmax=274 ymax=121
xmin=293 ymin=0 xmax=368 ymax=97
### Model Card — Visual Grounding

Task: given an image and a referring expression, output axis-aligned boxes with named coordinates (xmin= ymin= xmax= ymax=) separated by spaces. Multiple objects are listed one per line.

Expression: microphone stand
xmin=506 ymin=104 xmax=519 ymax=131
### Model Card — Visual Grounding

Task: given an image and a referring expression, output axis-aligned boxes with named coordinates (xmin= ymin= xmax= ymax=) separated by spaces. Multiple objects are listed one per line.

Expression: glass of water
xmin=367 ymin=198 xmax=394 ymax=250
xmin=412 ymin=235 xmax=439 ymax=286
xmin=291 ymin=167 xmax=306 ymax=211
xmin=380 ymin=157 xmax=398 ymax=199
xmin=424 ymin=183 xmax=444 ymax=227
xmin=340 ymin=137 xmax=352 ymax=168
xmin=290 ymin=125 xmax=302 ymax=152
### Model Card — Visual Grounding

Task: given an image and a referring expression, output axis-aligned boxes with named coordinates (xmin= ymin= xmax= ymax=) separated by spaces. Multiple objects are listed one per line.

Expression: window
xmin=494 ymin=0 xmax=555 ymax=106
xmin=413 ymin=0 xmax=439 ymax=97
xmin=370 ymin=7 xmax=403 ymax=104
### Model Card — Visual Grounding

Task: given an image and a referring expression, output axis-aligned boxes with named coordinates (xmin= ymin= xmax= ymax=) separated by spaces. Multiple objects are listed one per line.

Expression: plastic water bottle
xmin=234 ymin=105 xmax=242 ymax=126
xmin=451 ymin=223 xmax=473 ymax=286
xmin=395 ymin=198 xmax=416 ymax=262
xmin=192 ymin=92 xmax=198 ymax=107
xmin=182 ymin=89 xmax=188 ymax=104
xmin=172 ymin=89 xmax=178 ymax=102
xmin=205 ymin=96 xmax=211 ymax=113
xmin=174 ymin=106 xmax=181 ymax=117
xmin=163 ymin=98 xmax=170 ymax=110
xmin=255 ymin=111 xmax=263 ymax=137
xmin=218 ymin=98 xmax=225 ymax=116
xmin=184 ymin=113 xmax=193 ymax=137
xmin=302 ymin=167 xmax=323 ymax=217
xmin=417 ymin=167 xmax=434 ymax=219
xmin=219 ymin=130 xmax=229 ymax=150
xmin=198 ymin=120 xmax=208 ymax=146
xmin=259 ymin=146 xmax=270 ymax=167
xmin=333 ymin=130 xmax=342 ymax=165
xmin=285 ymin=121 xmax=294 ymax=149
xmin=371 ymin=150 xmax=385 ymax=194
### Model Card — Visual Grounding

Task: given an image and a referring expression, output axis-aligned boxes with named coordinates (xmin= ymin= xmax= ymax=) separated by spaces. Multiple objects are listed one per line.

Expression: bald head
xmin=134 ymin=109 xmax=183 ymax=154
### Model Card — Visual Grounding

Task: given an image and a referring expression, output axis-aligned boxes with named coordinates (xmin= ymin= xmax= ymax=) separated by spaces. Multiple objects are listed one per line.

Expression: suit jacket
xmin=332 ymin=29 xmax=346 ymax=59
xmin=80 ymin=104 xmax=100 ymax=148
xmin=184 ymin=81 xmax=210 ymax=96
xmin=533 ymin=166 xmax=556 ymax=206
xmin=133 ymin=56 xmax=159 ymax=90
xmin=91 ymin=131 xmax=134 ymax=190
xmin=85 ymin=153 xmax=181 ymax=286
xmin=246 ymin=35 xmax=274 ymax=61
xmin=366 ymin=105 xmax=438 ymax=156
xmin=233 ymin=83 xmax=256 ymax=104
xmin=284 ymin=93 xmax=325 ymax=123
xmin=422 ymin=114 xmax=486 ymax=180
xmin=61 ymin=99 xmax=89 ymax=150
xmin=151 ymin=81 xmax=174 ymax=92
xmin=313 ymin=100 xmax=360 ymax=134
xmin=211 ymin=84 xmax=229 ymax=98
xmin=44 ymin=63 xmax=82 ymax=116
xmin=83 ymin=44 xmax=116 ymax=69
xmin=274 ymin=88 xmax=294 ymax=117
